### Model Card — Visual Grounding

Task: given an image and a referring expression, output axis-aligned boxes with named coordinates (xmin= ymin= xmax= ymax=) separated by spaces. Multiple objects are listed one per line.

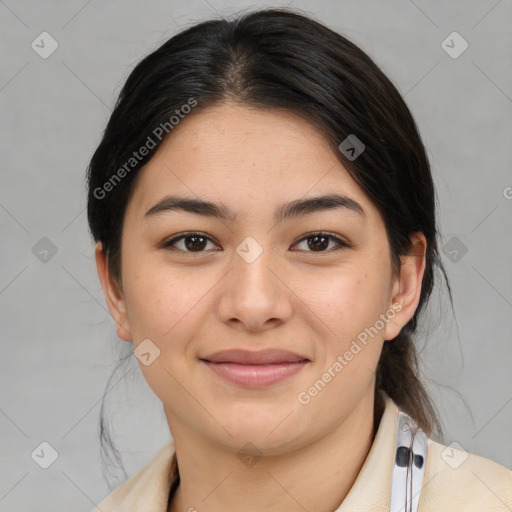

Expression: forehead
xmin=125 ymin=102 xmax=379 ymax=225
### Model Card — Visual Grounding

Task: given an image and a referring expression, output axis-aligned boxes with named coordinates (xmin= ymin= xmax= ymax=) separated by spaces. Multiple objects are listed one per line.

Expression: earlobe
xmin=94 ymin=241 xmax=132 ymax=342
xmin=383 ymin=232 xmax=427 ymax=341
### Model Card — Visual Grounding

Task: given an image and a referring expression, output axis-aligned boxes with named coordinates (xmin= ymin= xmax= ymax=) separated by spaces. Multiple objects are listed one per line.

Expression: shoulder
xmin=90 ymin=440 xmax=176 ymax=512
xmin=419 ymin=437 xmax=512 ymax=511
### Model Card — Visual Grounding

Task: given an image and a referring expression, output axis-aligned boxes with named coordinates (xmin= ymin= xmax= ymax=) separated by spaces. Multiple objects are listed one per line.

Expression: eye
xmin=292 ymin=232 xmax=349 ymax=253
xmin=161 ymin=232 xmax=219 ymax=254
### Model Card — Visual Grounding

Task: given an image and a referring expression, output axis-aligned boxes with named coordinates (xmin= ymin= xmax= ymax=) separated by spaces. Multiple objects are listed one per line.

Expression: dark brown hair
xmin=86 ymin=7 xmax=453 ymax=485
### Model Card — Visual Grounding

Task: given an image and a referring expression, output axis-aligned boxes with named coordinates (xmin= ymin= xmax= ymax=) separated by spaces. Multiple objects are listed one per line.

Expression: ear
xmin=383 ymin=232 xmax=427 ymax=341
xmin=94 ymin=241 xmax=132 ymax=342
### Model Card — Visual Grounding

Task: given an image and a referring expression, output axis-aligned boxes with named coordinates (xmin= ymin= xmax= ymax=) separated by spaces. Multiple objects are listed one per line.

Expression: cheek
xmin=318 ymin=271 xmax=383 ymax=319
xmin=121 ymin=250 xmax=184 ymax=342
xmin=122 ymin=251 xmax=221 ymax=349
xmin=122 ymin=259 xmax=200 ymax=401
xmin=316 ymin=268 xmax=390 ymax=352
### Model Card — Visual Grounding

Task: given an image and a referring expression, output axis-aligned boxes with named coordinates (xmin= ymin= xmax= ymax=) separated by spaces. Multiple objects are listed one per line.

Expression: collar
xmin=335 ymin=390 xmax=398 ymax=511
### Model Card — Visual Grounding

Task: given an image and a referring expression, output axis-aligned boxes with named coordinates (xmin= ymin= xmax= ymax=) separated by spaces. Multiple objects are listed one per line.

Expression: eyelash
xmin=160 ymin=231 xmax=349 ymax=255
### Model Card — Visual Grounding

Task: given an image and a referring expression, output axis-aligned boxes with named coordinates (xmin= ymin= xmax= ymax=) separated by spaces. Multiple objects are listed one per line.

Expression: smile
xmin=199 ymin=348 xmax=311 ymax=388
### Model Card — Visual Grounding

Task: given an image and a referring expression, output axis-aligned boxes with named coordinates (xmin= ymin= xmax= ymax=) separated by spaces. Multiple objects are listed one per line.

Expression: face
xmin=96 ymin=102 xmax=425 ymax=456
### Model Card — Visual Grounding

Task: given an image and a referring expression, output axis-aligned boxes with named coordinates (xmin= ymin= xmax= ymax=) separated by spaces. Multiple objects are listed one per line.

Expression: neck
xmin=168 ymin=389 xmax=383 ymax=512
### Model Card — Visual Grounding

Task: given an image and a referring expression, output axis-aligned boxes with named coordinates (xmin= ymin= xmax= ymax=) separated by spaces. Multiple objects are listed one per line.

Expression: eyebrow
xmin=143 ymin=193 xmax=366 ymax=224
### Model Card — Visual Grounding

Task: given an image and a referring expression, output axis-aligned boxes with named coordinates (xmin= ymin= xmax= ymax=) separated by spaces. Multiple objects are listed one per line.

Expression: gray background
xmin=1 ymin=0 xmax=511 ymax=510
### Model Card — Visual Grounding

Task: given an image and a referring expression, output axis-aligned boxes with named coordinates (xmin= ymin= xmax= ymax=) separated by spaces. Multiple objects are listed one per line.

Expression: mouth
xmin=199 ymin=349 xmax=310 ymax=388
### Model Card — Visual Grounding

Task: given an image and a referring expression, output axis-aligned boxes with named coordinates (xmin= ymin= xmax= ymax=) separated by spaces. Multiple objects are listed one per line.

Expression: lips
xmin=199 ymin=349 xmax=310 ymax=388
xmin=200 ymin=348 xmax=309 ymax=365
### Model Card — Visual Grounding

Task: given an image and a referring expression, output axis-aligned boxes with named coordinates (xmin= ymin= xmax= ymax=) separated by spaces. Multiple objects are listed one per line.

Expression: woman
xmin=87 ymin=7 xmax=512 ymax=512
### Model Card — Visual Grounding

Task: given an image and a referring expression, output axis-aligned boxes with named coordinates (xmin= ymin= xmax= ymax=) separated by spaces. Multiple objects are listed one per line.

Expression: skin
xmin=95 ymin=102 xmax=426 ymax=512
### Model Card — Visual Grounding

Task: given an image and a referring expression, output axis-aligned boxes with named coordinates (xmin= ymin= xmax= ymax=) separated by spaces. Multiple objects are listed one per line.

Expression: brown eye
xmin=292 ymin=232 xmax=348 ymax=253
xmin=162 ymin=233 xmax=218 ymax=253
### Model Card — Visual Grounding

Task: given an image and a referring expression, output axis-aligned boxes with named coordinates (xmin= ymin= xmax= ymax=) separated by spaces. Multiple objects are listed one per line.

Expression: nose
xmin=216 ymin=240 xmax=293 ymax=332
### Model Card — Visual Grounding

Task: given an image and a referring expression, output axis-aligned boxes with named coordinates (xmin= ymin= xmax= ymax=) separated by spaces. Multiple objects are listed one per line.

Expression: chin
xmin=212 ymin=412 xmax=309 ymax=454
xmin=216 ymin=430 xmax=303 ymax=459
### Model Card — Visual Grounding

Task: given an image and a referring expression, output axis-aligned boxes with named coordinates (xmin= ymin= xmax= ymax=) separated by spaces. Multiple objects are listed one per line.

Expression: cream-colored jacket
xmin=91 ymin=394 xmax=512 ymax=511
